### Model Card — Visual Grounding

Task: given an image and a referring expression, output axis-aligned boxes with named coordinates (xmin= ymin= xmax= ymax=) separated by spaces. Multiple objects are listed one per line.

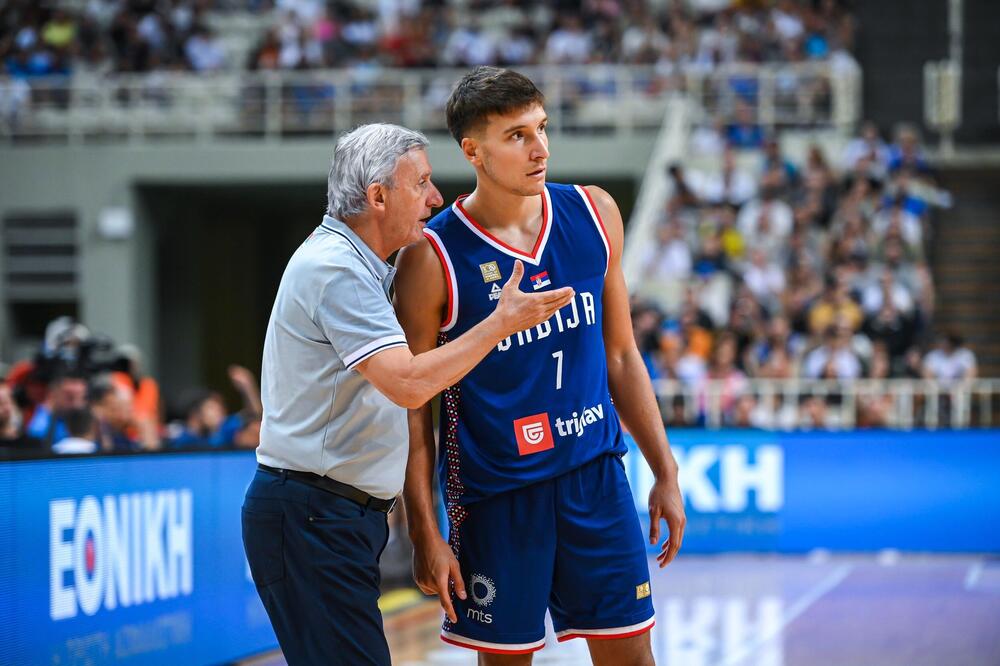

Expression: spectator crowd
xmin=1 ymin=0 xmax=856 ymax=77
xmin=0 ymin=317 xmax=261 ymax=455
xmin=631 ymin=121 xmax=976 ymax=429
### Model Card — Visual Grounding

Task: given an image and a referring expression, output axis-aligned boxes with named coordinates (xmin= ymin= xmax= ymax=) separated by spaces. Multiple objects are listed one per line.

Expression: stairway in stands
xmin=932 ymin=169 xmax=1000 ymax=377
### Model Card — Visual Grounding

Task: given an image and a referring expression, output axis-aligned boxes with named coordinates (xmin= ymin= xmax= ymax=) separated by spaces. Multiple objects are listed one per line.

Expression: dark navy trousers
xmin=242 ymin=468 xmax=391 ymax=665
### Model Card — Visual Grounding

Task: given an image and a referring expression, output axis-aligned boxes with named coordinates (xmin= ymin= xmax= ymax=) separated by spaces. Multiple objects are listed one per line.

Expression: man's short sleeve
xmin=315 ymin=266 xmax=408 ymax=370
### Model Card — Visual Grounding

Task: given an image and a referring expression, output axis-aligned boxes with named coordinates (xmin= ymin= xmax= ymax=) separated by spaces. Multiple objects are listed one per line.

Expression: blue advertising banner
xmin=622 ymin=429 xmax=1000 ymax=553
xmin=2 ymin=431 xmax=998 ymax=664
xmin=0 ymin=451 xmax=276 ymax=666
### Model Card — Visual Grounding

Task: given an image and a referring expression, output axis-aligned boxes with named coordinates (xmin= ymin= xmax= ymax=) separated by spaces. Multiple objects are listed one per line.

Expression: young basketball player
xmin=394 ymin=67 xmax=686 ymax=665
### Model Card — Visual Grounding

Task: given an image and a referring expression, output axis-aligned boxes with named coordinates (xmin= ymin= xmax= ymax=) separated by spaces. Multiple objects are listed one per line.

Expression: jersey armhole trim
xmin=574 ymin=185 xmax=611 ymax=276
xmin=423 ymin=228 xmax=459 ymax=332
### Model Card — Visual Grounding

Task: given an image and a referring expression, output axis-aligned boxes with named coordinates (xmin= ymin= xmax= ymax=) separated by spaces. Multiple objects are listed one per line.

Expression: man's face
xmin=98 ymin=387 xmax=133 ymax=431
xmin=53 ymin=379 xmax=88 ymax=412
xmin=0 ymin=384 xmax=14 ymax=426
xmin=199 ymin=396 xmax=226 ymax=432
xmin=468 ymin=104 xmax=549 ymax=197
xmin=382 ymin=149 xmax=443 ymax=250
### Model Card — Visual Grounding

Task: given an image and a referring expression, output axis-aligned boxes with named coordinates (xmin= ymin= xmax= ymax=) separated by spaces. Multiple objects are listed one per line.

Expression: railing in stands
xmin=1 ymin=63 xmax=859 ymax=143
xmin=653 ymin=378 xmax=1000 ymax=430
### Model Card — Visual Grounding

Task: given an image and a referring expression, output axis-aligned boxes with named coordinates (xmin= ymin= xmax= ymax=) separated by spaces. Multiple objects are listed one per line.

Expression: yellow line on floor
xmin=378 ymin=587 xmax=425 ymax=614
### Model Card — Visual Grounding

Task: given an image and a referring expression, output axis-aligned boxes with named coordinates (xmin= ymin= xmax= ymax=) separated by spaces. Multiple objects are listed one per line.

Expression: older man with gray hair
xmin=242 ymin=123 xmax=574 ymax=665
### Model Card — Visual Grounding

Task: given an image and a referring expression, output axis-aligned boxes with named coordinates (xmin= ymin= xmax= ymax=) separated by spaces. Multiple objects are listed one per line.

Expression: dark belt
xmin=257 ymin=463 xmax=397 ymax=513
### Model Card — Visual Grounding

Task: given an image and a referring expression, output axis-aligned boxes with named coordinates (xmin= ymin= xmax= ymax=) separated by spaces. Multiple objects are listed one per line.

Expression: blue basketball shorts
xmin=440 ymin=453 xmax=655 ymax=654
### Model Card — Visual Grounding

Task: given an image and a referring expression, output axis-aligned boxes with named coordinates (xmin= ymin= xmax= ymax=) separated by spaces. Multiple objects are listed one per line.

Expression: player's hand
xmin=412 ymin=533 xmax=466 ymax=623
xmin=648 ymin=478 xmax=686 ymax=568
xmin=492 ymin=260 xmax=574 ymax=336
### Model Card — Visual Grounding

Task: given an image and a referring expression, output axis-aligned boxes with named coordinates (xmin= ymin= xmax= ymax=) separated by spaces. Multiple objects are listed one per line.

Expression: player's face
xmin=476 ymin=104 xmax=549 ymax=196
xmin=384 ymin=149 xmax=443 ymax=249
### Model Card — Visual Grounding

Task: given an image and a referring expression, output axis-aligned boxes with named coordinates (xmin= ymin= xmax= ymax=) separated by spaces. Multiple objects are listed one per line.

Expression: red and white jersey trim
xmin=451 ymin=186 xmax=553 ymax=266
xmin=441 ymin=631 xmax=545 ymax=654
xmin=555 ymin=616 xmax=655 ymax=642
xmin=574 ymin=184 xmax=611 ymax=276
xmin=423 ymin=227 xmax=459 ymax=332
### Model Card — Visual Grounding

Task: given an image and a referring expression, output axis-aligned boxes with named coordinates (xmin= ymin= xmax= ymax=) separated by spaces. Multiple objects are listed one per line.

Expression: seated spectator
xmin=689 ymin=118 xmax=727 ymax=159
xmin=840 ymin=120 xmax=890 ymax=174
xmin=52 ymin=408 xmax=99 ymax=455
xmin=692 ymin=146 xmax=757 ymax=206
xmin=863 ymin=299 xmax=916 ymax=367
xmin=782 ymin=254 xmax=824 ymax=330
xmin=25 ymin=372 xmax=88 ymax=447
xmin=725 ymin=100 xmax=764 ymax=149
xmin=737 ymin=187 xmax=794 ymax=256
xmin=803 ymin=324 xmax=864 ymax=380
xmin=544 ymin=14 xmax=591 ymax=65
xmin=168 ymin=389 xmax=242 ymax=448
xmin=742 ymin=246 xmax=786 ymax=313
xmin=745 ymin=315 xmax=803 ymax=377
xmin=631 ymin=303 xmax=665 ymax=381
xmin=666 ymin=163 xmax=701 ymax=213
xmin=888 ymin=124 xmax=932 ymax=176
xmin=640 ymin=219 xmax=692 ymax=284
xmin=443 ymin=18 xmax=495 ymax=67
xmin=861 ymin=269 xmax=914 ymax=317
xmin=727 ymin=286 xmax=766 ymax=357
xmin=663 ymin=394 xmax=691 ymax=428
xmin=807 ymin=271 xmax=863 ymax=335
xmin=110 ymin=343 xmax=162 ymax=435
xmin=798 ymin=393 xmax=830 ymax=430
xmin=692 ymin=230 xmax=735 ymax=289
xmin=922 ymin=333 xmax=977 ymax=386
xmin=872 ymin=199 xmax=923 ymax=251
xmin=0 ymin=382 xmax=42 ymax=450
xmin=698 ymin=332 xmax=748 ymax=418
xmin=716 ymin=203 xmax=746 ymax=264
xmin=761 ymin=137 xmax=799 ymax=193
xmin=184 ymin=25 xmax=225 ymax=72
xmin=91 ymin=377 xmax=152 ymax=452
xmin=857 ymin=341 xmax=894 ymax=428
xmin=167 ymin=365 xmax=262 ymax=448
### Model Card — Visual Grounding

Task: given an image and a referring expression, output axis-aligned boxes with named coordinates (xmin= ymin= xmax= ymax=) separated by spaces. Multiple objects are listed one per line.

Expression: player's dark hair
xmin=446 ymin=67 xmax=545 ymax=145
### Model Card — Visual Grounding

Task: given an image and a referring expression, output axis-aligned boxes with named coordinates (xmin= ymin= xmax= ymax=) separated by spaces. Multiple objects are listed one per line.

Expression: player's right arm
xmin=392 ymin=236 xmax=467 ymax=624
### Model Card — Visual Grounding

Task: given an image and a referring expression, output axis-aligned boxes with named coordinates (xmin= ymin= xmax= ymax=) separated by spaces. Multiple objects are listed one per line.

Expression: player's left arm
xmin=586 ymin=185 xmax=686 ymax=568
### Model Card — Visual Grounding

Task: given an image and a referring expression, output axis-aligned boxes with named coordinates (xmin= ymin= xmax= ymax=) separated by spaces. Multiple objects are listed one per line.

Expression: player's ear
xmin=460 ymin=137 xmax=480 ymax=166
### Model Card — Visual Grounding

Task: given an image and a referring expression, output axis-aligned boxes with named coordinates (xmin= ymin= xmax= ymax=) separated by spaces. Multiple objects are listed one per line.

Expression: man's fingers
xmin=450 ymin=558 xmax=467 ymax=600
xmin=667 ymin=519 xmax=686 ymax=563
xmin=648 ymin=506 xmax=661 ymax=545
xmin=656 ymin=518 xmax=685 ymax=568
xmin=541 ymin=286 xmax=574 ymax=303
xmin=505 ymin=260 xmax=524 ymax=288
xmin=437 ymin=572 xmax=457 ymax=623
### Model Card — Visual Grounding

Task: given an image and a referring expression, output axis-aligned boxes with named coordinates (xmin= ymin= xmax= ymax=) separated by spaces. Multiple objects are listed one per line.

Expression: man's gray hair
xmin=326 ymin=123 xmax=430 ymax=220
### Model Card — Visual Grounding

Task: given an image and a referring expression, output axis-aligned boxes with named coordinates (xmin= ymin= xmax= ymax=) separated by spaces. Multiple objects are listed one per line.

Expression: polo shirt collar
xmin=320 ymin=215 xmax=396 ymax=291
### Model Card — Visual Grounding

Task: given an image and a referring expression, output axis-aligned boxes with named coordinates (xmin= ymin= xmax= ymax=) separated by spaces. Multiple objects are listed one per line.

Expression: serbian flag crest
xmin=530 ymin=271 xmax=551 ymax=290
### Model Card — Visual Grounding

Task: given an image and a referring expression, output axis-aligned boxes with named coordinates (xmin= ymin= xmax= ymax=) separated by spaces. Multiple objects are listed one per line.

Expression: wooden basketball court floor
xmin=243 ymin=553 xmax=1000 ymax=665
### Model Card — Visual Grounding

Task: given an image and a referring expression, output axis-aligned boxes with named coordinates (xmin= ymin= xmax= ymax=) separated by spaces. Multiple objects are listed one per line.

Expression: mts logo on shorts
xmin=513 ymin=413 xmax=554 ymax=456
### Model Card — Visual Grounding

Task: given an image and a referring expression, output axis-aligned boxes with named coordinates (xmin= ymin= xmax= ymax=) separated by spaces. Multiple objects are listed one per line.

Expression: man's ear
xmin=366 ymin=182 xmax=386 ymax=211
xmin=461 ymin=136 xmax=480 ymax=166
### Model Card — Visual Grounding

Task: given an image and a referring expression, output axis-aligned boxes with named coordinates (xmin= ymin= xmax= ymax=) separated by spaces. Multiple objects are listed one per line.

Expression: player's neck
xmin=462 ymin=183 xmax=543 ymax=231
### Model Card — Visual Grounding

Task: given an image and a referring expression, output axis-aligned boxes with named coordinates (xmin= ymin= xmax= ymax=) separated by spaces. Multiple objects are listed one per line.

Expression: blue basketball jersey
xmin=423 ymin=183 xmax=626 ymax=511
